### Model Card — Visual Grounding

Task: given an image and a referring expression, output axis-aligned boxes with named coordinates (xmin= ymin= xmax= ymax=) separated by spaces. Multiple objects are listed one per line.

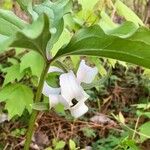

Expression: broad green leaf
xmin=115 ymin=0 xmax=144 ymax=26
xmin=54 ymin=22 xmax=150 ymax=69
xmin=3 ymin=64 xmax=24 ymax=86
xmin=0 ymin=9 xmax=27 ymax=36
xmin=0 ymin=84 xmax=33 ymax=119
xmin=33 ymin=0 xmax=71 ymax=51
xmin=51 ymin=28 xmax=71 ymax=56
xmin=20 ymin=51 xmax=44 ymax=77
xmin=106 ymin=21 xmax=138 ymax=38
xmin=11 ymin=14 xmax=51 ymax=58
xmin=139 ymin=121 xmax=150 ymax=142
xmin=0 ymin=14 xmax=51 ymax=59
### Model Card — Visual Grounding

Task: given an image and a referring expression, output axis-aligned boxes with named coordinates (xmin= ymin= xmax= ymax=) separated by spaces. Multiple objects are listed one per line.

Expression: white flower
xmin=42 ymin=60 xmax=98 ymax=118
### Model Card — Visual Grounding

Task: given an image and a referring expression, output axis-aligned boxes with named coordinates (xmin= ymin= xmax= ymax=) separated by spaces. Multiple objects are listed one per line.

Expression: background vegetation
xmin=0 ymin=0 xmax=150 ymax=149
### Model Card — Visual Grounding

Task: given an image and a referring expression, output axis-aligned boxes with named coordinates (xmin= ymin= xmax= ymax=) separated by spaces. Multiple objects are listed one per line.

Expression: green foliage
xmin=2 ymin=64 xmax=24 ymax=86
xmin=20 ymin=51 xmax=44 ymax=77
xmin=46 ymin=72 xmax=62 ymax=88
xmin=0 ymin=13 xmax=51 ymax=59
xmin=81 ymin=127 xmax=96 ymax=138
xmin=32 ymin=102 xmax=49 ymax=111
xmin=0 ymin=84 xmax=33 ymax=119
xmin=2 ymin=0 xmax=13 ymax=10
xmin=115 ymin=0 xmax=144 ymax=26
xmin=69 ymin=139 xmax=77 ymax=150
xmin=52 ymin=139 xmax=66 ymax=150
xmin=92 ymin=135 xmax=139 ymax=150
xmin=54 ymin=22 xmax=150 ymax=69
xmin=92 ymin=135 xmax=121 ymax=150
xmin=139 ymin=121 xmax=150 ymax=142
xmin=0 ymin=9 xmax=26 ymax=35
xmin=45 ymin=139 xmax=66 ymax=150
xmin=33 ymin=0 xmax=72 ymax=51
xmin=99 ymin=11 xmax=118 ymax=32
xmin=11 ymin=128 xmax=26 ymax=138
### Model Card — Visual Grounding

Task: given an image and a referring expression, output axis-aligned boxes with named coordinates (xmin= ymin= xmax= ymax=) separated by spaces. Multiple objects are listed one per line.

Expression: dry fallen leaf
xmin=90 ymin=113 xmax=117 ymax=126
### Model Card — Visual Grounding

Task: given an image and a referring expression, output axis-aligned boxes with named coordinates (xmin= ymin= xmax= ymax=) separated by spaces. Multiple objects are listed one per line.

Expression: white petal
xmin=49 ymin=94 xmax=70 ymax=109
xmin=77 ymin=60 xmax=98 ymax=84
xmin=49 ymin=94 xmax=60 ymax=108
xmin=42 ymin=66 xmax=63 ymax=97
xmin=69 ymin=102 xmax=88 ymax=118
xmin=42 ymin=82 xmax=60 ymax=97
xmin=59 ymin=71 xmax=89 ymax=106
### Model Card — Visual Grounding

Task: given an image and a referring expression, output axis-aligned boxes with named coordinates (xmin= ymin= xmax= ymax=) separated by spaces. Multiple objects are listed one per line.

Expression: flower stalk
xmin=24 ymin=61 xmax=51 ymax=150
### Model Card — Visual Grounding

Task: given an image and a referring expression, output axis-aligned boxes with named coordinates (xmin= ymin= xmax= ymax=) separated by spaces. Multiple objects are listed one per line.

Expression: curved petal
xmin=49 ymin=94 xmax=70 ymax=109
xmin=42 ymin=82 xmax=60 ymax=97
xmin=77 ymin=60 xmax=98 ymax=84
xmin=69 ymin=101 xmax=88 ymax=118
xmin=59 ymin=71 xmax=89 ymax=106
xmin=42 ymin=66 xmax=63 ymax=97
xmin=49 ymin=94 xmax=60 ymax=108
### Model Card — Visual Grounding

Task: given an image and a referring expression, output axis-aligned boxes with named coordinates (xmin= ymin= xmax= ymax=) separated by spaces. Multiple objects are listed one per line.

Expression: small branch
xmin=132 ymin=116 xmax=140 ymax=140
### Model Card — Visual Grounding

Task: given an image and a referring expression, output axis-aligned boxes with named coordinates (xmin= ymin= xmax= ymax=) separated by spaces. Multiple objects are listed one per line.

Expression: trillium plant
xmin=42 ymin=60 xmax=98 ymax=118
xmin=1 ymin=0 xmax=150 ymax=149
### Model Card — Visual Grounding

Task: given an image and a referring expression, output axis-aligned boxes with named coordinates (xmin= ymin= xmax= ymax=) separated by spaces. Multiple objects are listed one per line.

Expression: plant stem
xmin=132 ymin=116 xmax=140 ymax=140
xmin=24 ymin=61 xmax=51 ymax=150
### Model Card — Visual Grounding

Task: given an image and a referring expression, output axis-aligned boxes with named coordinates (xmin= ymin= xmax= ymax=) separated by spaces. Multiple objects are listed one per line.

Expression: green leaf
xmin=78 ymin=0 xmax=99 ymax=21
xmin=10 ymin=14 xmax=51 ymax=58
xmin=32 ymin=102 xmax=49 ymax=111
xmin=107 ymin=21 xmax=138 ymax=38
xmin=33 ymin=0 xmax=71 ymax=51
xmin=0 ymin=13 xmax=51 ymax=59
xmin=46 ymin=72 xmax=62 ymax=88
xmin=0 ymin=9 xmax=27 ymax=36
xmin=54 ymin=22 xmax=150 ymax=69
xmin=3 ymin=64 xmax=24 ymax=86
xmin=51 ymin=28 xmax=71 ymax=56
xmin=20 ymin=51 xmax=44 ymax=77
xmin=0 ymin=84 xmax=33 ymax=119
xmin=139 ymin=121 xmax=150 ymax=142
xmin=55 ymin=141 xmax=66 ymax=150
xmin=78 ymin=0 xmax=99 ymax=11
xmin=115 ymin=0 xmax=144 ymax=26
xmin=69 ymin=139 xmax=76 ymax=150
xmin=54 ymin=104 xmax=65 ymax=115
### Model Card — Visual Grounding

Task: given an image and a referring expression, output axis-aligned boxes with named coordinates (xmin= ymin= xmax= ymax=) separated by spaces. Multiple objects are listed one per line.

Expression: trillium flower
xmin=42 ymin=60 xmax=98 ymax=118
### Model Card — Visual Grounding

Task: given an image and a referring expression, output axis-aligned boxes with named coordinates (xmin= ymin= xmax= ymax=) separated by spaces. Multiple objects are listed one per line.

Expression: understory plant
xmin=1 ymin=0 xmax=150 ymax=149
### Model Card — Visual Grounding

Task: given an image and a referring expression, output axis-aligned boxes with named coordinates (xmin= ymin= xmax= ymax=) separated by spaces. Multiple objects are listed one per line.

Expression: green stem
xmin=24 ymin=61 xmax=51 ymax=150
